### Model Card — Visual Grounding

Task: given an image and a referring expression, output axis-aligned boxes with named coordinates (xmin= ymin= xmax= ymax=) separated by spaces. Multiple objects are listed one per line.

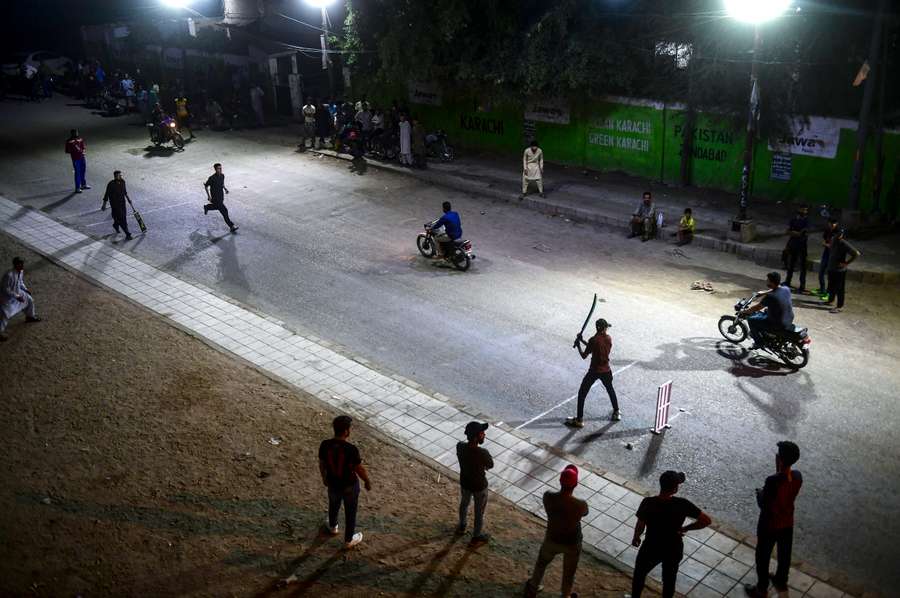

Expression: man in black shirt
xmin=318 ymin=415 xmax=372 ymax=548
xmin=822 ymin=228 xmax=860 ymax=313
xmin=630 ymin=471 xmax=712 ymax=598
xmin=783 ymin=205 xmax=809 ymax=293
xmin=203 ymin=163 xmax=238 ymax=233
xmin=456 ymin=421 xmax=493 ymax=545
xmin=101 ymin=170 xmax=133 ymax=240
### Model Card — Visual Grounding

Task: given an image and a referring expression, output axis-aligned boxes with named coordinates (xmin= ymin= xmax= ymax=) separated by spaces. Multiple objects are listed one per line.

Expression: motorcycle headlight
xmin=169 ymin=122 xmax=176 ymax=127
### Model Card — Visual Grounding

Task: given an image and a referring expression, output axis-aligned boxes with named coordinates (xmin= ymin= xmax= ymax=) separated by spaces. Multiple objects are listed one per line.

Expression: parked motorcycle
xmin=147 ymin=115 xmax=185 ymax=150
xmin=425 ymin=130 xmax=454 ymax=162
xmin=416 ymin=220 xmax=475 ymax=271
xmin=100 ymin=90 xmax=125 ymax=116
xmin=717 ymin=292 xmax=811 ymax=369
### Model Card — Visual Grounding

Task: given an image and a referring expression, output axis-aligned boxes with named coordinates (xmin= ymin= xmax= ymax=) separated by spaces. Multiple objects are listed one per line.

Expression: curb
xmin=311 ymin=149 xmax=899 ymax=286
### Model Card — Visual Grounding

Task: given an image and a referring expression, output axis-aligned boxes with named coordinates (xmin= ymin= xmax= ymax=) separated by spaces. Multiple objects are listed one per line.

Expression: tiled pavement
xmin=0 ymin=196 xmax=853 ymax=598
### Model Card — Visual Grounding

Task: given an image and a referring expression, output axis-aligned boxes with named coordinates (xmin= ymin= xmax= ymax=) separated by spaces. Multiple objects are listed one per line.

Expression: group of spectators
xmin=298 ymin=97 xmax=431 ymax=167
xmin=319 ymin=413 xmax=804 ymax=598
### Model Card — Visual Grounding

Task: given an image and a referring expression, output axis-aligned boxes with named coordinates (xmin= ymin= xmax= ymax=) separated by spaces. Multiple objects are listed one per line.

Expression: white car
xmin=2 ymin=51 xmax=73 ymax=77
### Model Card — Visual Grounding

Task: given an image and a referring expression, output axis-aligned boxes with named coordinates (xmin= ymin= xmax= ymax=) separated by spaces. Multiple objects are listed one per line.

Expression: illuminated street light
xmin=161 ymin=0 xmax=192 ymax=8
xmin=303 ymin=0 xmax=338 ymax=94
xmin=724 ymin=0 xmax=792 ymax=24
xmin=725 ymin=0 xmax=792 ymax=230
xmin=304 ymin=0 xmax=337 ymax=6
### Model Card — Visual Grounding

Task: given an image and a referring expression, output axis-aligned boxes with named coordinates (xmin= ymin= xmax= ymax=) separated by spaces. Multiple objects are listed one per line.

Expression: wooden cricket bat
xmin=126 ymin=198 xmax=147 ymax=233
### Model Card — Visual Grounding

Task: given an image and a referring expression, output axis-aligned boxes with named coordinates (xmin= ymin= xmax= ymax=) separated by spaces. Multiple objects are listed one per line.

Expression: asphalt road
xmin=2 ymin=96 xmax=898 ymax=593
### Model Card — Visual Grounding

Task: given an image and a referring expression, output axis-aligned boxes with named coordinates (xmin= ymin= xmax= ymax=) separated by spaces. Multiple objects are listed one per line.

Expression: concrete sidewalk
xmin=0 ymin=196 xmax=861 ymax=598
xmin=309 ymin=147 xmax=900 ymax=286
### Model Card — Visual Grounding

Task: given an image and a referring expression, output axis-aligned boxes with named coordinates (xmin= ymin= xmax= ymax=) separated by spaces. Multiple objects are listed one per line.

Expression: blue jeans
xmin=327 ymin=481 xmax=360 ymax=542
xmin=747 ymin=313 xmax=777 ymax=345
xmin=72 ymin=158 xmax=86 ymax=190
xmin=459 ymin=487 xmax=487 ymax=536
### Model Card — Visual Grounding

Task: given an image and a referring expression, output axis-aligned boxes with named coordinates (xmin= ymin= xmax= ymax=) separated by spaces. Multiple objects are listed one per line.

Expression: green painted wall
xmin=407 ymin=90 xmax=900 ymax=217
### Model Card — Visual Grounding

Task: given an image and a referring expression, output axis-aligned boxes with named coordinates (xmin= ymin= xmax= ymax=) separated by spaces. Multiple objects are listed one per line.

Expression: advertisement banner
xmin=409 ymin=81 xmax=442 ymax=106
xmin=768 ymin=117 xmax=840 ymax=159
xmin=525 ymin=99 xmax=570 ymax=124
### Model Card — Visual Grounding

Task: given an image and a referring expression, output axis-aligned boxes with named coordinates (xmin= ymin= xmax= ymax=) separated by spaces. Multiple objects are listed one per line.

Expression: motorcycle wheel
xmin=451 ymin=252 xmax=471 ymax=272
xmin=717 ymin=316 xmax=748 ymax=343
xmin=779 ymin=342 xmax=810 ymax=370
xmin=443 ymin=146 xmax=454 ymax=161
xmin=173 ymin=133 xmax=185 ymax=150
xmin=416 ymin=235 xmax=436 ymax=258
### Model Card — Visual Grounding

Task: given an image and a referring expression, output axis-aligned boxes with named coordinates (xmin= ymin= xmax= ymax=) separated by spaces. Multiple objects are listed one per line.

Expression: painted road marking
xmin=81 ymin=200 xmax=198 ymax=227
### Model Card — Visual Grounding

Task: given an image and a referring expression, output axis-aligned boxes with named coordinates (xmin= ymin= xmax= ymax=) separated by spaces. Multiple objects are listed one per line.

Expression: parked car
xmin=1 ymin=51 xmax=73 ymax=77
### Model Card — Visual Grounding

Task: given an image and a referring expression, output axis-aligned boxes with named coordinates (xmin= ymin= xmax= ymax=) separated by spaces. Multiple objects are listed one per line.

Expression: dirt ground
xmin=0 ymin=231 xmax=646 ymax=597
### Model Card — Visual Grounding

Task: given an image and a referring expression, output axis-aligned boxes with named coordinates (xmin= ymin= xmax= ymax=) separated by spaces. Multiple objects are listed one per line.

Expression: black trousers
xmin=576 ymin=370 xmax=618 ymax=420
xmin=754 ymin=526 xmax=793 ymax=590
xmin=111 ymin=207 xmax=131 ymax=235
xmin=631 ymin=542 xmax=682 ymax=598
xmin=827 ymin=270 xmax=847 ymax=308
xmin=784 ymin=245 xmax=807 ymax=289
xmin=206 ymin=200 xmax=234 ymax=227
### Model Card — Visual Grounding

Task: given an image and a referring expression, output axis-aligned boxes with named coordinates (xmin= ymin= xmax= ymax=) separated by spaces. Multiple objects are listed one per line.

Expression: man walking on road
xmin=566 ymin=318 xmax=620 ymax=428
xmin=101 ymin=171 xmax=133 ymax=240
xmin=319 ymin=415 xmax=372 ymax=549
xmin=745 ymin=441 xmax=803 ymax=598
xmin=520 ymin=139 xmax=545 ymax=199
xmin=456 ymin=421 xmax=493 ymax=545
xmin=65 ymin=129 xmax=90 ymax=193
xmin=524 ymin=464 xmax=589 ymax=598
xmin=630 ymin=471 xmax=712 ymax=598
xmin=783 ymin=205 xmax=810 ymax=293
xmin=203 ymin=163 xmax=238 ymax=233
xmin=822 ymin=229 xmax=860 ymax=314
xmin=1 ymin=257 xmax=41 ymax=342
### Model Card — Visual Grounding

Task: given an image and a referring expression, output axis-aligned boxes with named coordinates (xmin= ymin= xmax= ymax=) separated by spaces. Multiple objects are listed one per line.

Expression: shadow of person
xmin=210 ymin=233 xmax=251 ymax=302
xmin=349 ymin=157 xmax=368 ymax=175
xmin=40 ymin=191 xmax=79 ymax=213
xmin=143 ymin=145 xmax=176 ymax=158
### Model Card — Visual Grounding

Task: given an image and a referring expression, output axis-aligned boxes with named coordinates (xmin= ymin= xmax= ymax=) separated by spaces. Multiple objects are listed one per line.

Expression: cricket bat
xmin=574 ymin=293 xmax=598 ymax=348
xmin=126 ymin=197 xmax=147 ymax=233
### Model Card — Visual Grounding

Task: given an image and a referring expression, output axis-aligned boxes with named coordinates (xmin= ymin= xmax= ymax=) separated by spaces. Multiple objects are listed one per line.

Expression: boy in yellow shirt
xmin=677 ymin=208 xmax=695 ymax=245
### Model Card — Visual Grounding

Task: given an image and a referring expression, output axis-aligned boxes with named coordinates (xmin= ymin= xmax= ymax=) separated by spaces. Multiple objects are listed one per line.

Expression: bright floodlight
xmin=724 ymin=0 xmax=792 ymax=23
xmin=161 ymin=0 xmax=191 ymax=7
xmin=305 ymin=0 xmax=337 ymax=7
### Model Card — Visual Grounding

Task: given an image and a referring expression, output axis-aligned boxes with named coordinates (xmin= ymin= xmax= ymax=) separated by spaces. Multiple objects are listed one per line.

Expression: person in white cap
xmin=524 ymin=464 xmax=589 ymax=598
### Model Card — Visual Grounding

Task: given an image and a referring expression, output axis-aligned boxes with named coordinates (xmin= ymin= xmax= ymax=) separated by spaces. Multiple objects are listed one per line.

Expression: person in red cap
xmin=566 ymin=318 xmax=620 ymax=429
xmin=630 ymin=470 xmax=712 ymax=598
xmin=524 ymin=464 xmax=589 ymax=598
xmin=744 ymin=441 xmax=802 ymax=597
xmin=456 ymin=421 xmax=493 ymax=545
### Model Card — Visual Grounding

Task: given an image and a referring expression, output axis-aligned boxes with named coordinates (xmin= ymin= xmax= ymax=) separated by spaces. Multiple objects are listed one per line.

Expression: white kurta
xmin=399 ymin=121 xmax=412 ymax=155
xmin=523 ymin=147 xmax=544 ymax=180
xmin=1 ymin=269 xmax=29 ymax=319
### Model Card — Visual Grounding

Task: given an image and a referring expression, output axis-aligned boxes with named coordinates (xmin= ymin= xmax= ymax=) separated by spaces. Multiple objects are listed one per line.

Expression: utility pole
xmin=319 ymin=7 xmax=335 ymax=97
xmin=871 ymin=19 xmax=888 ymax=214
xmin=848 ymin=0 xmax=887 ymax=211
xmin=736 ymin=25 xmax=761 ymax=224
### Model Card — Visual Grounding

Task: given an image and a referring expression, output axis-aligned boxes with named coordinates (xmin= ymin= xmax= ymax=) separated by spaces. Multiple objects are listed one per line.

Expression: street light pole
xmin=737 ymin=25 xmax=761 ymax=222
xmin=320 ymin=6 xmax=335 ymax=96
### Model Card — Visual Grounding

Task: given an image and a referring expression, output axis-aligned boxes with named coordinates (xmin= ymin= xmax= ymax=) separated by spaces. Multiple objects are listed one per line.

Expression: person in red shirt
xmin=64 ymin=129 xmax=90 ymax=193
xmin=745 ymin=441 xmax=803 ymax=597
xmin=566 ymin=318 xmax=619 ymax=428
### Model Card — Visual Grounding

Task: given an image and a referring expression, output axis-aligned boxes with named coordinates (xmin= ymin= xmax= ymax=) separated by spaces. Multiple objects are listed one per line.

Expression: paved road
xmin=2 ymin=97 xmax=898 ymax=593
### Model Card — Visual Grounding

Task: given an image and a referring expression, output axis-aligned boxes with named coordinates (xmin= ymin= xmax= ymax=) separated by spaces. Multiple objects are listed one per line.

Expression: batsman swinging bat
xmin=574 ymin=293 xmax=598 ymax=348
xmin=127 ymin=198 xmax=147 ymax=233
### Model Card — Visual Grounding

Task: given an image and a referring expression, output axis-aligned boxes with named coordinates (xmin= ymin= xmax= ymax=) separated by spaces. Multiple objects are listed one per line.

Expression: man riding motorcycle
xmin=740 ymin=271 xmax=795 ymax=350
xmin=428 ymin=201 xmax=462 ymax=258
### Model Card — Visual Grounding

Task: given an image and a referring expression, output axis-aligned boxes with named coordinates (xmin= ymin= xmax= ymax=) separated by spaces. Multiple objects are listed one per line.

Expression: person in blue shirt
xmin=429 ymin=201 xmax=462 ymax=257
xmin=741 ymin=272 xmax=795 ymax=350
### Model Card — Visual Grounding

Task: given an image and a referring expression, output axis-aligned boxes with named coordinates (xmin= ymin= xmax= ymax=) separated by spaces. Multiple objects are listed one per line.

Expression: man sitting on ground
xmin=630 ymin=191 xmax=656 ymax=241
xmin=677 ymin=208 xmax=695 ymax=245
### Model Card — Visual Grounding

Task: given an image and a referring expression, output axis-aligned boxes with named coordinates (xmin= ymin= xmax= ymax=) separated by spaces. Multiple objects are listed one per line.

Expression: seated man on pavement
xmin=630 ymin=191 xmax=656 ymax=241
xmin=741 ymin=271 xmax=795 ymax=350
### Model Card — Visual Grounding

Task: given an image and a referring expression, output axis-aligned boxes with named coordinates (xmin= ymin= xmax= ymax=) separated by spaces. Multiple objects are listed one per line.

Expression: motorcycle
xmin=147 ymin=115 xmax=185 ymax=150
xmin=425 ymin=130 xmax=454 ymax=162
xmin=100 ymin=90 xmax=125 ymax=116
xmin=416 ymin=220 xmax=475 ymax=272
xmin=337 ymin=123 xmax=365 ymax=159
xmin=717 ymin=292 xmax=811 ymax=369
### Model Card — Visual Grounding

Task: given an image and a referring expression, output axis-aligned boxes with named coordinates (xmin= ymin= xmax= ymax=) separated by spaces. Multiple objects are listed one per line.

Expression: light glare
xmin=304 ymin=0 xmax=337 ymax=7
xmin=724 ymin=0 xmax=792 ymax=23
xmin=161 ymin=0 xmax=191 ymax=8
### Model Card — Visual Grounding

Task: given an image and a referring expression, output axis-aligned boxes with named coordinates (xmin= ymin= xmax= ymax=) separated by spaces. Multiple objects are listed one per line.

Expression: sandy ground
xmin=0 ymin=231 xmax=647 ymax=597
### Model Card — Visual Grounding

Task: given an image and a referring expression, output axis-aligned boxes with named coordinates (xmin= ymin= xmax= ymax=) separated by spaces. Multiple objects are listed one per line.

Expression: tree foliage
xmin=340 ymin=0 xmax=899 ymax=130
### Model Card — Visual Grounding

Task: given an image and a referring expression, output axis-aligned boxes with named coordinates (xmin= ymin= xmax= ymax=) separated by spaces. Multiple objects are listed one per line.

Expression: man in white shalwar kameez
xmin=399 ymin=114 xmax=413 ymax=166
xmin=1 ymin=257 xmax=40 ymax=341
xmin=521 ymin=139 xmax=545 ymax=199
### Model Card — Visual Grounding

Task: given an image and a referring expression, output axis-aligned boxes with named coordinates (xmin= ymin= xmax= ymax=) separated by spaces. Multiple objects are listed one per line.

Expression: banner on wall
xmin=524 ymin=99 xmax=570 ymax=124
xmin=768 ymin=117 xmax=840 ymax=159
xmin=409 ymin=81 xmax=442 ymax=106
